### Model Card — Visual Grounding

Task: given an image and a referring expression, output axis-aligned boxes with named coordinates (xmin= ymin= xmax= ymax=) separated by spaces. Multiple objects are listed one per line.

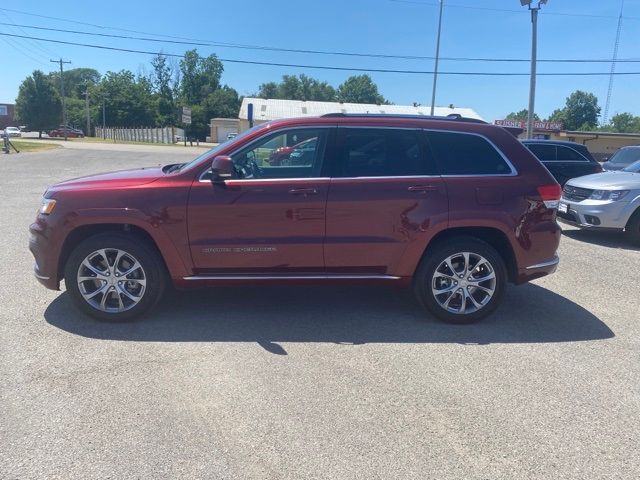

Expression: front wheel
xmin=64 ymin=233 xmax=166 ymax=321
xmin=413 ymin=237 xmax=507 ymax=324
xmin=625 ymin=209 xmax=640 ymax=246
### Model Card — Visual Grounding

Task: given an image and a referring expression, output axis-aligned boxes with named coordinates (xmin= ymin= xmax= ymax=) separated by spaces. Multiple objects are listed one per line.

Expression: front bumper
xmin=29 ymin=220 xmax=60 ymax=290
xmin=557 ymin=197 xmax=631 ymax=230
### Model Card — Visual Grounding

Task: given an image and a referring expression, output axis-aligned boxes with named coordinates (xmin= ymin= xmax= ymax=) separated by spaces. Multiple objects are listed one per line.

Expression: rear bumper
xmin=516 ymin=255 xmax=559 ymax=284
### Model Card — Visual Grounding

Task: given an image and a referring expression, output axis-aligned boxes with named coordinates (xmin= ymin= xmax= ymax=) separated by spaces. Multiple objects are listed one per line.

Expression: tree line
xmin=14 ymin=50 xmax=389 ymax=140
xmin=505 ymin=90 xmax=640 ymax=133
xmin=15 ymin=51 xmax=640 ymax=140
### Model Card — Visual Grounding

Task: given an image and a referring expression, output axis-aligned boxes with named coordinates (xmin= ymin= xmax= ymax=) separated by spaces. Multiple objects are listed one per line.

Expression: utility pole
xmin=520 ymin=0 xmax=548 ymax=139
xmin=84 ymin=89 xmax=90 ymax=137
xmin=430 ymin=0 xmax=444 ymax=116
xmin=102 ymin=96 xmax=108 ymax=139
xmin=50 ymin=58 xmax=71 ymax=141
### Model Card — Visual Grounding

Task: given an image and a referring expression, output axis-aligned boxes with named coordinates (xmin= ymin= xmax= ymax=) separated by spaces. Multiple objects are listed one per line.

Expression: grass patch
xmin=8 ymin=140 xmax=60 ymax=153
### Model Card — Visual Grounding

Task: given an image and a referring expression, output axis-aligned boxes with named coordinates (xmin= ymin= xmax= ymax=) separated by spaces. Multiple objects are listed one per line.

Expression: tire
xmin=63 ymin=233 xmax=166 ymax=321
xmin=625 ymin=209 xmax=640 ymax=246
xmin=413 ymin=237 xmax=507 ymax=324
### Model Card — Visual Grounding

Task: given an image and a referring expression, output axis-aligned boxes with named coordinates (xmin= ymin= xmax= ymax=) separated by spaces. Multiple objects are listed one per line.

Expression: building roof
xmin=239 ymin=97 xmax=483 ymax=122
xmin=561 ymin=130 xmax=640 ymax=139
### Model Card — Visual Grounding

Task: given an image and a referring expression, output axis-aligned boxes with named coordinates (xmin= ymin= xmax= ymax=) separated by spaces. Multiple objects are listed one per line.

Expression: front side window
xmin=427 ymin=131 xmax=513 ymax=175
xmin=232 ymin=129 xmax=326 ymax=179
xmin=334 ymin=128 xmax=434 ymax=177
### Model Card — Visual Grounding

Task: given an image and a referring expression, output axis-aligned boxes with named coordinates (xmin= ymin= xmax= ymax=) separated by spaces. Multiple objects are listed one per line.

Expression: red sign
xmin=495 ymin=119 xmax=563 ymax=131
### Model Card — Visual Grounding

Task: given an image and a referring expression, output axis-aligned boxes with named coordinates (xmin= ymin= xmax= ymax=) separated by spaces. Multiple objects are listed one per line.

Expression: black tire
xmin=413 ymin=237 xmax=507 ymax=324
xmin=63 ymin=233 xmax=166 ymax=322
xmin=625 ymin=209 xmax=640 ymax=246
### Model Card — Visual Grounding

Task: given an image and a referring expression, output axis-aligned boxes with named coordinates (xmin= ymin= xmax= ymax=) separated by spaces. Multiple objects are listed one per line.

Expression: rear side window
xmin=334 ymin=128 xmax=435 ymax=177
xmin=426 ymin=131 xmax=513 ymax=175
xmin=556 ymin=145 xmax=587 ymax=161
xmin=526 ymin=144 xmax=557 ymax=162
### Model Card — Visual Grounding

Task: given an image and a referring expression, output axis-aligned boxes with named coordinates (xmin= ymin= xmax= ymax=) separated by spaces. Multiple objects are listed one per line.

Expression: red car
xmin=49 ymin=126 xmax=84 ymax=138
xmin=30 ymin=114 xmax=561 ymax=323
xmin=268 ymin=137 xmax=318 ymax=165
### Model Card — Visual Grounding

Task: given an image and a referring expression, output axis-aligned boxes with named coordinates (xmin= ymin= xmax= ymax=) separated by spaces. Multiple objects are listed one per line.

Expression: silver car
xmin=558 ymin=160 xmax=640 ymax=244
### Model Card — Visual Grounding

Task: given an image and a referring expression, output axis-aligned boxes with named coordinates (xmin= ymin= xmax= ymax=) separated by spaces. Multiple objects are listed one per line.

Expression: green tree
xmin=609 ymin=112 xmax=640 ymax=133
xmin=549 ymin=91 xmax=600 ymax=131
xmin=257 ymin=74 xmax=336 ymax=101
xmin=337 ymin=74 xmax=387 ymax=104
xmin=48 ymin=68 xmax=101 ymax=100
xmin=15 ymin=70 xmax=62 ymax=138
xmin=505 ymin=109 xmax=540 ymax=122
xmin=179 ymin=49 xmax=224 ymax=105
xmin=99 ymin=70 xmax=155 ymax=127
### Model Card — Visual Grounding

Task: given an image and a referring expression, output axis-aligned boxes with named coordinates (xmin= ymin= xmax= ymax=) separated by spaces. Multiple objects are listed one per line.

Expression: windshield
xmin=608 ymin=148 xmax=640 ymax=165
xmin=177 ymin=125 xmax=266 ymax=172
xmin=622 ymin=159 xmax=640 ymax=173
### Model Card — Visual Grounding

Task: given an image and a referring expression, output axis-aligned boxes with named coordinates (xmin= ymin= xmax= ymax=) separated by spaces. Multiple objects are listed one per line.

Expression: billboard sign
xmin=495 ymin=119 xmax=563 ymax=131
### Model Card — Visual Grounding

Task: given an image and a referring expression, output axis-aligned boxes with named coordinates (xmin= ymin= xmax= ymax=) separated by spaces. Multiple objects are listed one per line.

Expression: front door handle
xmin=408 ymin=185 xmax=437 ymax=194
xmin=288 ymin=188 xmax=319 ymax=196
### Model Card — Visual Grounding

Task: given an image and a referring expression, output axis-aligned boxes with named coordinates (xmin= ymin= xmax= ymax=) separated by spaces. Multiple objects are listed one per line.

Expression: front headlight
xmin=39 ymin=198 xmax=57 ymax=215
xmin=589 ymin=190 xmax=629 ymax=201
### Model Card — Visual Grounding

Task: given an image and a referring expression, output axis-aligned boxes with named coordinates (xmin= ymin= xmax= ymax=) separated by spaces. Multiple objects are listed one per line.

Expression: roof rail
xmin=320 ymin=112 xmax=487 ymax=124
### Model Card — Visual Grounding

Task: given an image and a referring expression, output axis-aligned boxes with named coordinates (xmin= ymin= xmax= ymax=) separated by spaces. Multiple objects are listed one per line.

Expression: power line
xmin=3 ymin=31 xmax=640 ymax=77
xmin=387 ymin=0 xmax=640 ymax=20
xmin=2 ymin=21 xmax=640 ymax=64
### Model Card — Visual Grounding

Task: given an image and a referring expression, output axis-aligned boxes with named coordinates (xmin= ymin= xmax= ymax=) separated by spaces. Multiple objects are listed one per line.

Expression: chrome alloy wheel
xmin=431 ymin=252 xmax=496 ymax=315
xmin=76 ymin=248 xmax=146 ymax=313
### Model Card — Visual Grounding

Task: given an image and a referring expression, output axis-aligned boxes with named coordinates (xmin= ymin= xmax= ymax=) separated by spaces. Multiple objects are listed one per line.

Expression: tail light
xmin=537 ymin=184 xmax=562 ymax=209
xmin=594 ymin=163 xmax=603 ymax=173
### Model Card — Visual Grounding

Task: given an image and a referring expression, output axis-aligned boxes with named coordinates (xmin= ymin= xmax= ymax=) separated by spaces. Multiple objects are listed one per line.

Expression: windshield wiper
xmin=164 ymin=163 xmax=186 ymax=173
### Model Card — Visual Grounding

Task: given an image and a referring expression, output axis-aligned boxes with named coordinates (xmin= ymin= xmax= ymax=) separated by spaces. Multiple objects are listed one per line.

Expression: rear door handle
xmin=288 ymin=188 xmax=319 ymax=196
xmin=408 ymin=185 xmax=438 ymax=194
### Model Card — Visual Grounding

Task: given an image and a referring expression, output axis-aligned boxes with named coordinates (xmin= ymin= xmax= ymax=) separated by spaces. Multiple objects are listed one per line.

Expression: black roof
xmin=321 ymin=113 xmax=487 ymax=124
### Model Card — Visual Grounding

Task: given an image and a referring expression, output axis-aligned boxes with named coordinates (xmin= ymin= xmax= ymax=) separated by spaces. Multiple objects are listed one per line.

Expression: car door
xmin=187 ymin=127 xmax=332 ymax=274
xmin=324 ymin=127 xmax=448 ymax=276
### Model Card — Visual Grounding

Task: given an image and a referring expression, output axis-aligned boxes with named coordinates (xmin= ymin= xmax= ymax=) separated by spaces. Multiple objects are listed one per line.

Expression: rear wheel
xmin=625 ymin=209 xmax=640 ymax=245
xmin=414 ymin=237 xmax=507 ymax=324
xmin=64 ymin=233 xmax=166 ymax=321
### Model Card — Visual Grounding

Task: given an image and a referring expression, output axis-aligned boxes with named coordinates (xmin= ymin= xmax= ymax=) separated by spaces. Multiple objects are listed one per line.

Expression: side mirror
xmin=211 ymin=155 xmax=233 ymax=184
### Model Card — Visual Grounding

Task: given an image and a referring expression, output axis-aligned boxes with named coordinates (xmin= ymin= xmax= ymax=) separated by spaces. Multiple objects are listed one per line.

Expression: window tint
xmin=232 ymin=129 xmax=326 ymax=179
xmin=427 ymin=131 xmax=512 ymax=175
xmin=335 ymin=128 xmax=433 ymax=177
xmin=556 ymin=145 xmax=587 ymax=161
xmin=526 ymin=144 xmax=557 ymax=162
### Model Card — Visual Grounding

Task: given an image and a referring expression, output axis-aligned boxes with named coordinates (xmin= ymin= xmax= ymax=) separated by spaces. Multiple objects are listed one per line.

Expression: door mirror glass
xmin=211 ymin=155 xmax=233 ymax=183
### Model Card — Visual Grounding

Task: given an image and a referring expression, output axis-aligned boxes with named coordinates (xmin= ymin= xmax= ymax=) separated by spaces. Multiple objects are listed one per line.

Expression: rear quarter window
xmin=526 ymin=143 xmax=557 ymax=162
xmin=426 ymin=131 xmax=513 ymax=175
xmin=556 ymin=145 xmax=588 ymax=161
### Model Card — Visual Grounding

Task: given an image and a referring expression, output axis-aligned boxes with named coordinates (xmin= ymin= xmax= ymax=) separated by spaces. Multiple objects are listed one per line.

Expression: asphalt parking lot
xmin=1 ymin=145 xmax=639 ymax=479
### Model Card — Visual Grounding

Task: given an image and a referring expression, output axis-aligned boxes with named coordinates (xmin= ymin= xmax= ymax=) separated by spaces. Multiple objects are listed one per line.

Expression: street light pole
xmin=522 ymin=0 xmax=547 ymax=139
xmin=430 ymin=0 xmax=444 ymax=116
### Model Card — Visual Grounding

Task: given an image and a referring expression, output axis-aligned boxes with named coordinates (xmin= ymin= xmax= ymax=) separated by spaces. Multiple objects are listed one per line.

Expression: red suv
xmin=29 ymin=114 xmax=561 ymax=324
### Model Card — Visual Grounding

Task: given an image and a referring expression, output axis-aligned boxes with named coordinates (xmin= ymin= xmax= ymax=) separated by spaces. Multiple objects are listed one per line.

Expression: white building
xmin=237 ymin=97 xmax=483 ymax=131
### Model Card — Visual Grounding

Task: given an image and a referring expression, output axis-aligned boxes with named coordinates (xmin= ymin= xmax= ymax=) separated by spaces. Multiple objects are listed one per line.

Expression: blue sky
xmin=1 ymin=0 xmax=639 ymax=122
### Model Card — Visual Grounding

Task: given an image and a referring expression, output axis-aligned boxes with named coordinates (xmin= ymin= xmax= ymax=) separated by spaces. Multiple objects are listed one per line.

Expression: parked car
xmin=522 ymin=139 xmax=602 ymax=185
xmin=3 ymin=126 xmax=21 ymax=137
xmin=29 ymin=113 xmax=561 ymax=324
xmin=48 ymin=126 xmax=84 ymax=138
xmin=268 ymin=137 xmax=318 ymax=165
xmin=602 ymin=145 xmax=640 ymax=171
xmin=226 ymin=132 xmax=238 ymax=140
xmin=558 ymin=159 xmax=640 ymax=244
